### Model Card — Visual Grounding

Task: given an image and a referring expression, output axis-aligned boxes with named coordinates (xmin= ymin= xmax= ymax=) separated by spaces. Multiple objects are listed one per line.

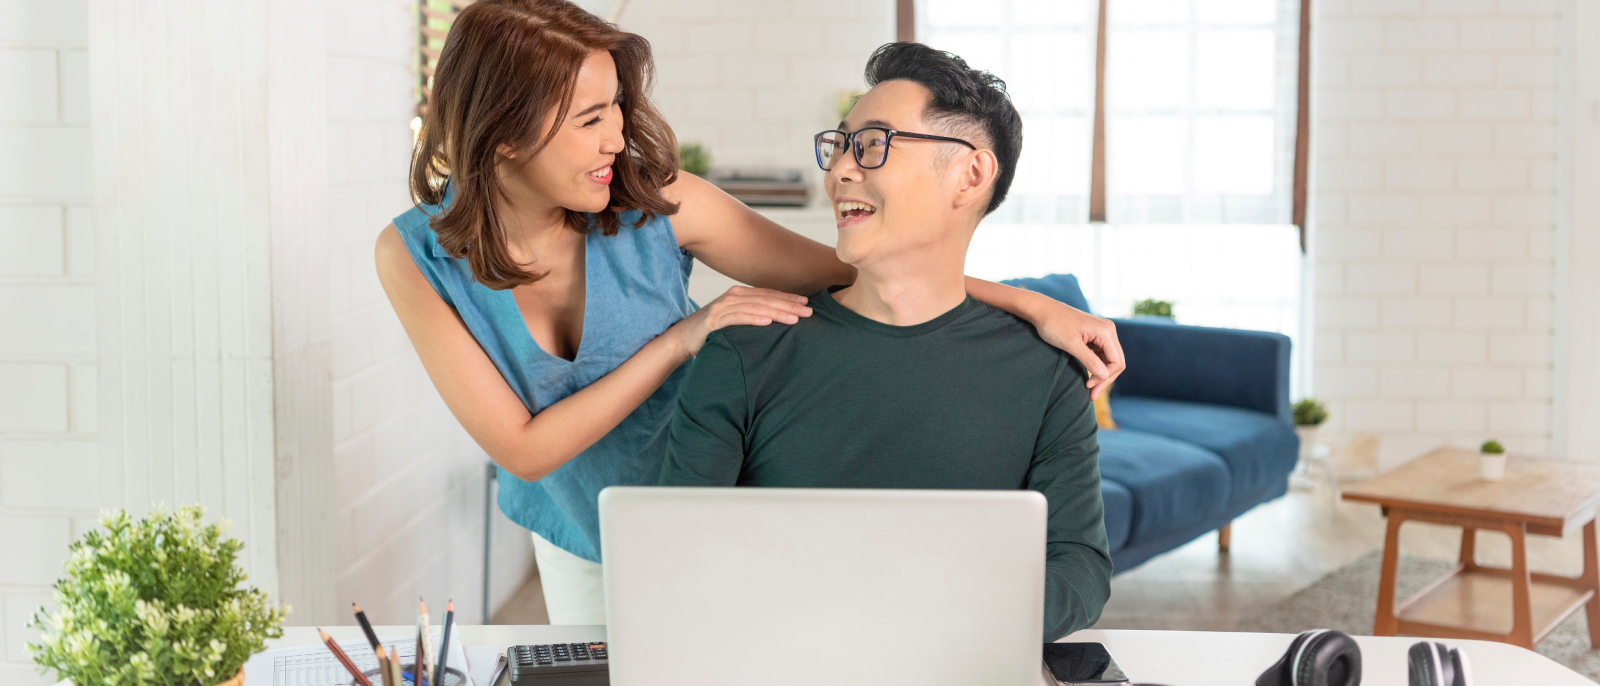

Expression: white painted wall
xmin=1555 ymin=0 xmax=1600 ymax=461
xmin=326 ymin=0 xmax=535 ymax=627
xmin=615 ymin=0 xmax=895 ymax=202
xmin=0 ymin=8 xmax=535 ymax=683
xmin=1312 ymin=0 xmax=1566 ymax=469
xmin=0 ymin=1 xmax=94 ymax=683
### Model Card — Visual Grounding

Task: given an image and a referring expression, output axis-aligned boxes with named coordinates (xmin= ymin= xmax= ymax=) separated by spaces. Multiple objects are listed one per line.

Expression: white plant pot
xmin=1295 ymin=426 xmax=1320 ymax=455
xmin=1479 ymin=453 xmax=1507 ymax=481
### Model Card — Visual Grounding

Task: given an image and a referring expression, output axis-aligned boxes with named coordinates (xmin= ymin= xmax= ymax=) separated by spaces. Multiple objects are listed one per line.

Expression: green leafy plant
xmin=1480 ymin=439 xmax=1505 ymax=454
xmin=28 ymin=506 xmax=286 ymax=686
xmin=1131 ymin=298 xmax=1174 ymax=318
xmin=836 ymin=89 xmax=864 ymax=121
xmin=679 ymin=142 xmax=711 ymax=177
xmin=1293 ymin=398 xmax=1329 ymax=427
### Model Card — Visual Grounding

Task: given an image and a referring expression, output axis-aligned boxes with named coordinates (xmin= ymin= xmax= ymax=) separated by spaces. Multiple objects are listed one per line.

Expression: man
xmin=658 ymin=42 xmax=1111 ymax=641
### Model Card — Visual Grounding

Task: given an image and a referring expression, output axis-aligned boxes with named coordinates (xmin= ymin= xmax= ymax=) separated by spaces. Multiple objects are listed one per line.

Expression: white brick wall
xmin=1315 ymin=0 xmax=1561 ymax=469
xmin=0 ymin=0 xmax=93 ymax=681
xmin=617 ymin=0 xmax=895 ymax=201
xmin=326 ymin=0 xmax=534 ymax=627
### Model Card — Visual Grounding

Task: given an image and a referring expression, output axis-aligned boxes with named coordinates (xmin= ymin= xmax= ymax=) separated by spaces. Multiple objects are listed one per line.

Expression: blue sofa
xmin=1004 ymin=274 xmax=1300 ymax=573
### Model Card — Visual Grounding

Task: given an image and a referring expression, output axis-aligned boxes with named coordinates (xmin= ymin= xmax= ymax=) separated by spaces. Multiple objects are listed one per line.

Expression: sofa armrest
xmin=1110 ymin=318 xmax=1292 ymax=422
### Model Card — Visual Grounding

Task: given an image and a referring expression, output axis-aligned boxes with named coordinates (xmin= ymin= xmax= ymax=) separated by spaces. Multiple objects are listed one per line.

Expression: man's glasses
xmin=813 ymin=127 xmax=977 ymax=171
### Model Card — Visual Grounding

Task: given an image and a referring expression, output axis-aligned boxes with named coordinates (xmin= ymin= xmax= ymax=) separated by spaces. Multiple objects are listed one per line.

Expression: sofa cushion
xmin=1099 ymin=479 xmax=1133 ymax=552
xmin=1097 ymin=429 xmax=1231 ymax=544
xmin=1109 ymin=395 xmax=1298 ymax=512
xmin=1002 ymin=274 xmax=1091 ymax=313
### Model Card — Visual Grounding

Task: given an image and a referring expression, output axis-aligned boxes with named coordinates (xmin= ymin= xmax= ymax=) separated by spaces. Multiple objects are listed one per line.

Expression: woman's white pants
xmin=530 ymin=531 xmax=607 ymax=625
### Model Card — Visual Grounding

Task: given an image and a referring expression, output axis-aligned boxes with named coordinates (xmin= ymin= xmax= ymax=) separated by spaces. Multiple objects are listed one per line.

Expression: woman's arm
xmin=965 ymin=277 xmax=1125 ymax=399
xmin=375 ymin=224 xmax=808 ymax=482
xmin=666 ymin=173 xmax=856 ymax=294
xmin=666 ymin=174 xmax=1126 ymax=398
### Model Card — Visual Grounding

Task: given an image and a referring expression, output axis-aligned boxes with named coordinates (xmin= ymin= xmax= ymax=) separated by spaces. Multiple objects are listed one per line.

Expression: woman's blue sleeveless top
xmin=393 ymin=195 xmax=695 ymax=563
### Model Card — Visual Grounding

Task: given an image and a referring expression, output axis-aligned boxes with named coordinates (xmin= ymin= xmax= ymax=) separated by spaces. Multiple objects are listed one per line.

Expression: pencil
xmin=433 ymin=600 xmax=455 ymax=686
xmin=318 ymin=628 xmax=374 ymax=686
xmin=375 ymin=645 xmax=395 ymax=686
xmin=353 ymin=603 xmax=382 ymax=655
xmin=388 ymin=644 xmax=405 ymax=686
xmin=419 ymin=598 xmax=433 ymax=683
xmin=416 ymin=599 xmax=426 ymax=686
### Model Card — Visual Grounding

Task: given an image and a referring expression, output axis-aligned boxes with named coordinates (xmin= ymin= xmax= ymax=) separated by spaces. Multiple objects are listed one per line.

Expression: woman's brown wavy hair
xmin=410 ymin=0 xmax=680 ymax=289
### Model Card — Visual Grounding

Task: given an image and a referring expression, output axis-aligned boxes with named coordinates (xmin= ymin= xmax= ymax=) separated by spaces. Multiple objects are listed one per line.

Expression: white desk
xmin=269 ymin=625 xmax=1595 ymax=686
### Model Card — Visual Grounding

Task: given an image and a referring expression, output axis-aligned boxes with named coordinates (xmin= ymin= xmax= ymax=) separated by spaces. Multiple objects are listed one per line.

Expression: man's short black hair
xmin=863 ymin=42 xmax=1023 ymax=216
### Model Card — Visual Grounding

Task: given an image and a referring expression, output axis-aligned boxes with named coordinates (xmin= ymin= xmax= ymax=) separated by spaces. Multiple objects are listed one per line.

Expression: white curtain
xmin=1105 ymin=0 xmax=1302 ymax=224
xmin=918 ymin=0 xmax=1098 ymax=225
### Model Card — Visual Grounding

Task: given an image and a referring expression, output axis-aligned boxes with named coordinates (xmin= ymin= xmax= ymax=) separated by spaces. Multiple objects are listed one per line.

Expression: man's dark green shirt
xmin=659 ymin=286 xmax=1112 ymax=640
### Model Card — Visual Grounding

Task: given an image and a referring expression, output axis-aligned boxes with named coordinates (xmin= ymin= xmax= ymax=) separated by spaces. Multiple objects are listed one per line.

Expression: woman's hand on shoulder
xmin=1035 ymin=305 xmax=1125 ymax=400
xmin=665 ymin=286 xmax=812 ymax=360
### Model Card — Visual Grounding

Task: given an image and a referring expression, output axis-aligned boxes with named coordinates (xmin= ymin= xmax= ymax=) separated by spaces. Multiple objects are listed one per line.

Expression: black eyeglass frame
xmin=812 ymin=127 xmax=978 ymax=171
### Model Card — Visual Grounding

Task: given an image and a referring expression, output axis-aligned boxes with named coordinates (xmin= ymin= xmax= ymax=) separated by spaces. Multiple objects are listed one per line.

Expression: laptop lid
xmin=600 ymin=486 xmax=1047 ymax=686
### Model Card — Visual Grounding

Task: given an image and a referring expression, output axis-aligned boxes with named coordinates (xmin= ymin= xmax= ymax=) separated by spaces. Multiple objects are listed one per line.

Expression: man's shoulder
xmin=700 ymin=313 xmax=820 ymax=369
xmin=961 ymin=301 xmax=1091 ymax=386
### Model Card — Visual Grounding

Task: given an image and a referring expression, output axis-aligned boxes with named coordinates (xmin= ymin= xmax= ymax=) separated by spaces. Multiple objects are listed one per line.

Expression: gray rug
xmin=1236 ymin=551 xmax=1600 ymax=680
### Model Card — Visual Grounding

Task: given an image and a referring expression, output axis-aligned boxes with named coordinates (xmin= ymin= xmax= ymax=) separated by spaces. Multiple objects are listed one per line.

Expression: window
xmin=1105 ymin=0 xmax=1301 ymax=224
xmin=918 ymin=0 xmax=1311 ymax=393
xmin=921 ymin=0 xmax=1098 ymax=225
xmin=418 ymin=0 xmax=475 ymax=117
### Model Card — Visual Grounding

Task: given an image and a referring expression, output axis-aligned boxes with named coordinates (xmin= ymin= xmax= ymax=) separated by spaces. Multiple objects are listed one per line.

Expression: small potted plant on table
xmin=1291 ymin=398 xmax=1332 ymax=493
xmin=1479 ymin=439 xmax=1507 ymax=481
xmin=28 ymin=505 xmax=286 ymax=686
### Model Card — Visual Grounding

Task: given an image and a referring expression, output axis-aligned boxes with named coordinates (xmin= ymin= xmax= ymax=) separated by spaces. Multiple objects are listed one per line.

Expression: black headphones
xmin=1408 ymin=641 xmax=1473 ymax=686
xmin=1256 ymin=630 xmax=1362 ymax=686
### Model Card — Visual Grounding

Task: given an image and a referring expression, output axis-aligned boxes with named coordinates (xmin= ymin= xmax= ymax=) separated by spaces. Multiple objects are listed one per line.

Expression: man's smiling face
xmin=825 ymin=80 xmax=976 ymax=269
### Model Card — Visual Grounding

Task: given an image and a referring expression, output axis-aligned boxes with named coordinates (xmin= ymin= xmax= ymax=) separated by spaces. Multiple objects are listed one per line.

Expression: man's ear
xmin=950 ymin=148 xmax=999 ymax=213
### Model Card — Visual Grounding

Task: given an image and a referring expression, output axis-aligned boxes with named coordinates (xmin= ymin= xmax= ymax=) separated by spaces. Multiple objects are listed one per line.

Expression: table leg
xmin=1458 ymin=526 xmax=1477 ymax=571
xmin=1505 ymin=521 xmax=1535 ymax=649
xmin=1584 ymin=520 xmax=1600 ymax=649
xmin=1375 ymin=509 xmax=1405 ymax=636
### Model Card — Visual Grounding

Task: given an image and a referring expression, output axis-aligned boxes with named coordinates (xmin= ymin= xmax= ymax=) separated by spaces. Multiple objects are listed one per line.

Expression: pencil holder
xmin=355 ymin=663 xmax=468 ymax=686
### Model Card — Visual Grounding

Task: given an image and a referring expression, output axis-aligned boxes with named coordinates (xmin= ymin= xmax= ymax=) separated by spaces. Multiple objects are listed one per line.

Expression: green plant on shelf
xmin=679 ymin=142 xmax=711 ymax=177
xmin=1480 ymin=439 xmax=1505 ymax=454
xmin=28 ymin=505 xmax=286 ymax=686
xmin=1292 ymin=398 xmax=1329 ymax=428
xmin=836 ymin=89 xmax=865 ymax=121
xmin=1131 ymin=298 xmax=1174 ymax=319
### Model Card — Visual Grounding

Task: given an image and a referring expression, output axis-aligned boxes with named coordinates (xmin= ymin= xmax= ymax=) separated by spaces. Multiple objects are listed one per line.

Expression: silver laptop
xmin=600 ymin=486 xmax=1048 ymax=686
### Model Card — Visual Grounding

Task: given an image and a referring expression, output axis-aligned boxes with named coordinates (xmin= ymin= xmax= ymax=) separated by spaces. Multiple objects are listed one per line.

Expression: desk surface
xmin=282 ymin=625 xmax=1596 ymax=686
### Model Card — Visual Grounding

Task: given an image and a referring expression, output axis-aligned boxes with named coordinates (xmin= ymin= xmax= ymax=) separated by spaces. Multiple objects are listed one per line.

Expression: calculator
xmin=504 ymin=642 xmax=609 ymax=685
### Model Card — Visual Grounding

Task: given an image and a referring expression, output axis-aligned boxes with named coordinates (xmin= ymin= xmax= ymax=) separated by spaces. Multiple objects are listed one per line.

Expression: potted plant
xmin=1479 ymin=439 xmax=1507 ymax=481
xmin=1289 ymin=399 xmax=1331 ymax=489
xmin=679 ymin=142 xmax=711 ymax=178
xmin=1293 ymin=398 xmax=1329 ymax=440
xmin=28 ymin=505 xmax=287 ymax=686
xmin=1131 ymin=298 xmax=1175 ymax=320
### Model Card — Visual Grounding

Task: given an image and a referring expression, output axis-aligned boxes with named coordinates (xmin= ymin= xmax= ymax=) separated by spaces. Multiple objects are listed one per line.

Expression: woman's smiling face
xmin=499 ymin=49 xmax=626 ymax=214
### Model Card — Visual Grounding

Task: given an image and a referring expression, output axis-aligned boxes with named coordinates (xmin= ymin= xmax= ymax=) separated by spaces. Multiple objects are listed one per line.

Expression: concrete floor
xmin=490 ymin=479 xmax=1587 ymax=630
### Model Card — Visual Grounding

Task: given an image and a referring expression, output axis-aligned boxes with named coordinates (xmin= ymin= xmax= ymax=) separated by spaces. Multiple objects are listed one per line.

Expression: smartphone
xmin=1042 ymin=642 xmax=1130 ymax=685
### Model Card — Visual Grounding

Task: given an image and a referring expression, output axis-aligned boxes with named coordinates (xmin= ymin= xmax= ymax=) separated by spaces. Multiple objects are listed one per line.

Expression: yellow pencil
xmin=375 ymin=645 xmax=395 ymax=686
xmin=388 ymin=644 xmax=405 ymax=686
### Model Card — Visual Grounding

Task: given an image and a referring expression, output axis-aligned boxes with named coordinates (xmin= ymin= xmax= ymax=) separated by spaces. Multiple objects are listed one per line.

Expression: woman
xmin=376 ymin=0 xmax=1124 ymax=624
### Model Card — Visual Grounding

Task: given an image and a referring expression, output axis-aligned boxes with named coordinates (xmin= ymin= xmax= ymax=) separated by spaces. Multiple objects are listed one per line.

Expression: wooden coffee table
xmin=1341 ymin=447 xmax=1600 ymax=649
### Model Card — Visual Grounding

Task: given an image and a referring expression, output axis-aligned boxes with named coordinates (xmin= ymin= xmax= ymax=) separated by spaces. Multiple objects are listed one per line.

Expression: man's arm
xmin=659 ymin=331 xmax=751 ymax=486
xmin=1028 ymin=354 xmax=1114 ymax=641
